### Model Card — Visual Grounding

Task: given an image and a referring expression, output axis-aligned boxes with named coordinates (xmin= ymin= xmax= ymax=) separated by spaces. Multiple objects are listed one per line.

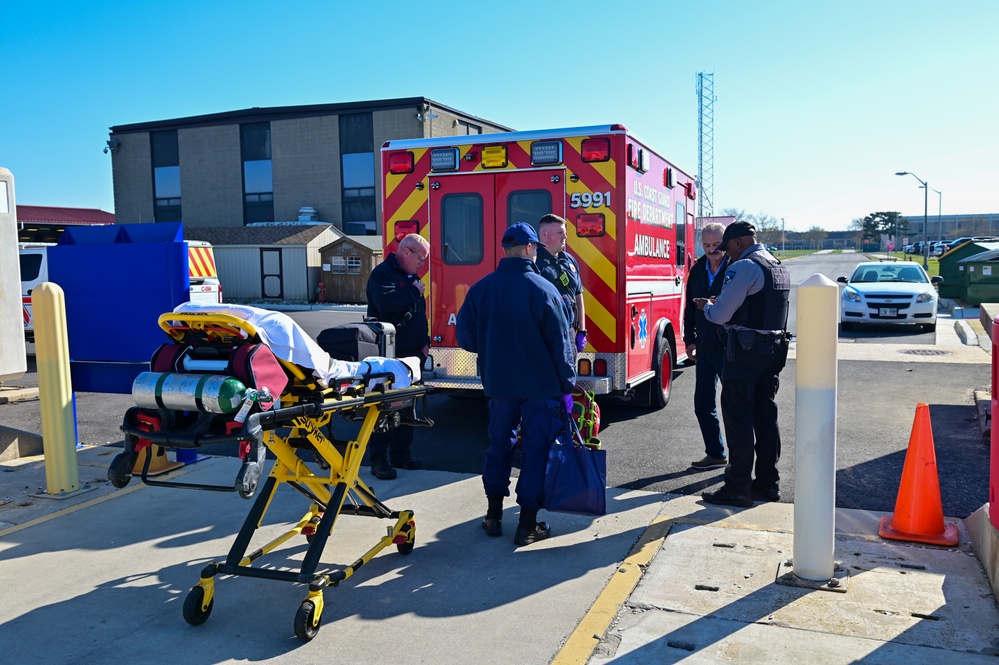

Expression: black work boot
xmin=514 ymin=508 xmax=551 ymax=546
xmin=370 ymin=455 xmax=397 ymax=480
xmin=482 ymin=495 xmax=504 ymax=537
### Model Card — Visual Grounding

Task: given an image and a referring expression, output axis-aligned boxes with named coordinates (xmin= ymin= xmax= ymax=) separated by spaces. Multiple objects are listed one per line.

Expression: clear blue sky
xmin=3 ymin=0 xmax=996 ymax=232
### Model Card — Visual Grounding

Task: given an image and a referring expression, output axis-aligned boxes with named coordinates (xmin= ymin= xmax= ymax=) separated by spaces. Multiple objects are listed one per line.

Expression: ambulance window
xmin=675 ymin=202 xmax=686 ymax=266
xmin=442 ymin=194 xmax=484 ymax=265
xmin=507 ymin=190 xmax=551 ymax=232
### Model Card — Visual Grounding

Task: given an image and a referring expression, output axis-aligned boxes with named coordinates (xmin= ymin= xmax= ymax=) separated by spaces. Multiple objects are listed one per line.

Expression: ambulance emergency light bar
xmin=430 ymin=148 xmax=460 ymax=172
xmin=530 ymin=141 xmax=562 ymax=166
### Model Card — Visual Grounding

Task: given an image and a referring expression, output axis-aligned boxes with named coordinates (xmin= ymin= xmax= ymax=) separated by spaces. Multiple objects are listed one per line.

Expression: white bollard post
xmin=793 ymin=274 xmax=839 ymax=581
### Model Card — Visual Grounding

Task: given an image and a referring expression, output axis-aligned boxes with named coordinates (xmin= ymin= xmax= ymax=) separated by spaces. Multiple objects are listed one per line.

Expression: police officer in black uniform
xmin=365 ymin=233 xmax=431 ymax=480
xmin=694 ymin=221 xmax=790 ymax=508
xmin=536 ymin=214 xmax=587 ymax=353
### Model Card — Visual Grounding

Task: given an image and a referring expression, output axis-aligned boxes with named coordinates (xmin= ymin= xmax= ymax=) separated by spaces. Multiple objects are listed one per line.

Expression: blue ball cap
xmin=502 ymin=222 xmax=546 ymax=248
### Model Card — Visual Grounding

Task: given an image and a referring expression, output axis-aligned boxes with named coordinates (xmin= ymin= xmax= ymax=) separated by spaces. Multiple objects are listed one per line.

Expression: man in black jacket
xmin=365 ymin=233 xmax=431 ymax=480
xmin=684 ymin=222 xmax=729 ymax=470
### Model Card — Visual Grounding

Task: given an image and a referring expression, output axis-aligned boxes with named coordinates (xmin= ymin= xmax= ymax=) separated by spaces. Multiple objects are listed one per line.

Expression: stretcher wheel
xmin=107 ymin=453 xmax=133 ymax=488
xmin=183 ymin=586 xmax=213 ymax=626
xmin=294 ymin=600 xmax=321 ymax=642
xmin=397 ymin=540 xmax=415 ymax=555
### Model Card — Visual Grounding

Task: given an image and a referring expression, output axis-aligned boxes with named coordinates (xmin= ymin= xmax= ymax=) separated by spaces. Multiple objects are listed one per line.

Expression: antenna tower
xmin=696 ymin=72 xmax=715 ymax=219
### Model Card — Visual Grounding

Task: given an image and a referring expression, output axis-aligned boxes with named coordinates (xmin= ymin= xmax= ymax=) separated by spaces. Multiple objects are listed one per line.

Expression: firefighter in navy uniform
xmin=365 ymin=233 xmax=431 ymax=480
xmin=536 ymin=214 xmax=587 ymax=353
xmin=694 ymin=221 xmax=791 ymax=508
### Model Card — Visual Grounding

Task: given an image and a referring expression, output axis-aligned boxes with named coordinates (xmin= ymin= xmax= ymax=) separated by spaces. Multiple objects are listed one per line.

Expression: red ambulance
xmin=381 ymin=125 xmax=696 ymax=409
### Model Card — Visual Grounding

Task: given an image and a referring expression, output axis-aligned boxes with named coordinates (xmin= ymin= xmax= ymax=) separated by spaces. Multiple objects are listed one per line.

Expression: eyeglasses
xmin=405 ymin=246 xmax=429 ymax=264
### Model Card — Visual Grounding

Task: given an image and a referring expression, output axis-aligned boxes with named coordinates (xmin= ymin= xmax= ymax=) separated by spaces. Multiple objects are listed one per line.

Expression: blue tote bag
xmin=543 ymin=412 xmax=607 ymax=516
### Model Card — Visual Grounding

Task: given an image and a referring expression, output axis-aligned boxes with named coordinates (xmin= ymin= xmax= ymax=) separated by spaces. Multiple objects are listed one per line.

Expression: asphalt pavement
xmin=2 ymin=311 xmax=999 ymax=663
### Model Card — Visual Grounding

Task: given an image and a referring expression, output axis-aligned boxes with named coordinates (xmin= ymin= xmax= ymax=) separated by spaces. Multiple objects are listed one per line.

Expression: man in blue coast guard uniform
xmin=456 ymin=223 xmax=576 ymax=547
xmin=694 ymin=221 xmax=791 ymax=508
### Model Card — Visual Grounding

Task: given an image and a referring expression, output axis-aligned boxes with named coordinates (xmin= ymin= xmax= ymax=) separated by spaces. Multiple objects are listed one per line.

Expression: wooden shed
xmin=318 ymin=235 xmax=384 ymax=304
xmin=187 ymin=223 xmax=342 ymax=301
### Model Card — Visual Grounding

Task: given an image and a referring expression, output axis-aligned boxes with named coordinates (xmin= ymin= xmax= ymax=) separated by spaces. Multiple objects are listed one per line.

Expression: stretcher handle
xmin=158 ymin=312 xmax=260 ymax=341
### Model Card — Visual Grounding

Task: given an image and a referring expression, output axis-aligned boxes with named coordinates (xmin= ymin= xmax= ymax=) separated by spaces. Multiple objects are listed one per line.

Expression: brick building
xmin=107 ymin=97 xmax=511 ymax=234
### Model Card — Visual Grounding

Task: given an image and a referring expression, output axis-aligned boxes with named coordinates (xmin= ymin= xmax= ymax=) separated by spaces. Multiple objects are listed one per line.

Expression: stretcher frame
xmin=107 ymin=312 xmax=432 ymax=642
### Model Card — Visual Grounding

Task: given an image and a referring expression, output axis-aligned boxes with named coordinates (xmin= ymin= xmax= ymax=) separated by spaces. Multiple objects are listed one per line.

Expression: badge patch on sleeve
xmin=723 ymin=270 xmax=737 ymax=285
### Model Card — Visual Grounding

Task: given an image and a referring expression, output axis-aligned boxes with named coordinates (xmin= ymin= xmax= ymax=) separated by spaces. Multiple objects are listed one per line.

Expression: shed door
xmin=261 ymin=248 xmax=283 ymax=299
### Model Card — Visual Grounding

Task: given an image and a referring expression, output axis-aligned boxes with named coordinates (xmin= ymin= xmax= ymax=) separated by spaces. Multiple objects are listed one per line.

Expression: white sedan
xmin=837 ymin=261 xmax=943 ymax=332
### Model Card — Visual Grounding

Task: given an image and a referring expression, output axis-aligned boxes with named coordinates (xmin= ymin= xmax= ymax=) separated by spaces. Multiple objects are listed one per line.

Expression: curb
xmin=954 ymin=319 xmax=978 ymax=346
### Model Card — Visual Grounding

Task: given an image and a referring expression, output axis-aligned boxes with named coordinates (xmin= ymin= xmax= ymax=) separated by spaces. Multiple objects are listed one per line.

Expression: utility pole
xmin=781 ymin=217 xmax=785 ymax=253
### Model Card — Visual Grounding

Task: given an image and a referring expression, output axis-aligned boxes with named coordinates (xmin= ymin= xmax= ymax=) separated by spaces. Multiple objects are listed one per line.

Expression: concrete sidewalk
xmin=1 ymin=447 xmax=998 ymax=664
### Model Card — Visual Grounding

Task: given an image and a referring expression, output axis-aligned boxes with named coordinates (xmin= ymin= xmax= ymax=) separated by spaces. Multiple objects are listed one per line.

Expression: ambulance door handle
xmin=674 ymin=275 xmax=682 ymax=286
xmin=550 ymin=175 xmax=560 ymax=184
xmin=433 ymin=335 xmax=443 ymax=343
xmin=631 ymin=305 xmax=638 ymax=319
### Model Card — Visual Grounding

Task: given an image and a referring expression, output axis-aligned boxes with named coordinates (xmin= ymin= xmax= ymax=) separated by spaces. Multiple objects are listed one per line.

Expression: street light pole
xmin=926 ymin=186 xmax=942 ymax=243
xmin=895 ymin=171 xmax=929 ymax=269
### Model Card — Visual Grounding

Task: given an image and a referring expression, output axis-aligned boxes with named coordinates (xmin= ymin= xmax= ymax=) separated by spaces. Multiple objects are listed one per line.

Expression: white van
xmin=18 ymin=243 xmax=55 ymax=345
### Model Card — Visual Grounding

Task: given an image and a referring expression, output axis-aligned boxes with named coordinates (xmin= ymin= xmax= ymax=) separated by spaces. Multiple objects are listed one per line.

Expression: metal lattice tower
xmin=696 ymin=72 xmax=715 ymax=219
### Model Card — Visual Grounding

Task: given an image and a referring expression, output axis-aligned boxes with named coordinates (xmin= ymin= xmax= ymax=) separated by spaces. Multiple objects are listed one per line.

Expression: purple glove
xmin=562 ymin=393 xmax=574 ymax=415
xmin=575 ymin=331 xmax=587 ymax=353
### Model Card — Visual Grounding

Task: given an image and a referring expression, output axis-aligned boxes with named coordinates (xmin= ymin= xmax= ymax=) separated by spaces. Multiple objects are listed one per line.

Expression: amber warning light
xmin=389 ymin=151 xmax=414 ymax=174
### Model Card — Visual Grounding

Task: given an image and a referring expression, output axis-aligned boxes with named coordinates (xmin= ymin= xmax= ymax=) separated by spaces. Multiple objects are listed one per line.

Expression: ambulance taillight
xmin=577 ymin=358 xmax=592 ymax=376
xmin=576 ymin=214 xmax=605 ymax=238
xmin=594 ymin=359 xmax=608 ymax=376
xmin=394 ymin=220 xmax=420 ymax=242
xmin=389 ymin=151 xmax=414 ymax=174
xmin=581 ymin=138 xmax=610 ymax=162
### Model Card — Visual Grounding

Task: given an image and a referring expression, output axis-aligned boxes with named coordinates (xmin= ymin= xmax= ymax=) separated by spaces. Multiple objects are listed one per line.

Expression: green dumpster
xmin=938 ymin=241 xmax=999 ymax=299
xmin=959 ymin=248 xmax=999 ymax=306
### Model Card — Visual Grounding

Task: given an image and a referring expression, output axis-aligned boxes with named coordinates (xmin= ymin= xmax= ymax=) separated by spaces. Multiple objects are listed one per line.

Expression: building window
xmin=151 ymin=130 xmax=181 ymax=222
xmin=340 ymin=113 xmax=376 ymax=235
xmin=442 ymin=193 xmax=483 ymax=265
xmin=457 ymin=120 xmax=482 ymax=135
xmin=347 ymin=256 xmax=361 ymax=274
xmin=331 ymin=256 xmax=346 ymax=274
xmin=241 ymin=122 xmax=274 ymax=224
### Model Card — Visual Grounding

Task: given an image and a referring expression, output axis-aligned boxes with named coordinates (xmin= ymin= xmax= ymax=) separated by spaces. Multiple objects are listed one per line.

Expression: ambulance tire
xmin=650 ymin=335 xmax=673 ymax=410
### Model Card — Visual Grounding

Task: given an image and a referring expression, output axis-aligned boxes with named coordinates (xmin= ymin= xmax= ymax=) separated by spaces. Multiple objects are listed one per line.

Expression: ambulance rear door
xmin=428 ymin=169 xmax=565 ymax=348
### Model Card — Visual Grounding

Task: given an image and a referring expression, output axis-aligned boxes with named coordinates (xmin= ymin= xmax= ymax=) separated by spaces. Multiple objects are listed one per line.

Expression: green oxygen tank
xmin=132 ymin=372 xmax=248 ymax=414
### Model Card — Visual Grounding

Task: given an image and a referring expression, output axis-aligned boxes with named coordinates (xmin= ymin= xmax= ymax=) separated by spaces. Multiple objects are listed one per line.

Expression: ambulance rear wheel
xmin=650 ymin=337 xmax=673 ymax=410
xmin=294 ymin=600 xmax=321 ymax=642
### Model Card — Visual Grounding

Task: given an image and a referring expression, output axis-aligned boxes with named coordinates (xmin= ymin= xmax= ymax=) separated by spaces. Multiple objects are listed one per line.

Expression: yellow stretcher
xmin=107 ymin=311 xmax=433 ymax=642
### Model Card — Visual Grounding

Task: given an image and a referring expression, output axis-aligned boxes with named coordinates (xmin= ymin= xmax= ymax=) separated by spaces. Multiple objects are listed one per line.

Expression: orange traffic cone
xmin=878 ymin=403 xmax=959 ymax=546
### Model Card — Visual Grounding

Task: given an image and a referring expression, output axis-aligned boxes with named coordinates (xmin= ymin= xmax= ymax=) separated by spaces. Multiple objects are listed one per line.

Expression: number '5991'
xmin=569 ymin=191 xmax=611 ymax=209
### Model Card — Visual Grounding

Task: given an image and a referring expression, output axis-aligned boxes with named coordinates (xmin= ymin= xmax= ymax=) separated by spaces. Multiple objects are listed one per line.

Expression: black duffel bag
xmin=316 ymin=321 xmax=396 ymax=362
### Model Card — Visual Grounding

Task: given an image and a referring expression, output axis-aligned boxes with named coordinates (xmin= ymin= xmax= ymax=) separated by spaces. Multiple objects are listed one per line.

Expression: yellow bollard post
xmin=32 ymin=282 xmax=80 ymax=495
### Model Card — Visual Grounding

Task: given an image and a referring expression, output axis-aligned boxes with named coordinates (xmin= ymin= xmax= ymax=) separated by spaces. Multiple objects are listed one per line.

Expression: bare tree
xmin=804 ymin=225 xmax=828 ymax=249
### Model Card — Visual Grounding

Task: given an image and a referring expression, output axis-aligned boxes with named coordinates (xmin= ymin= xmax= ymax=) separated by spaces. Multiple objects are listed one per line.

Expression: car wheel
xmin=840 ymin=322 xmax=854 ymax=333
xmin=923 ymin=322 xmax=936 ymax=333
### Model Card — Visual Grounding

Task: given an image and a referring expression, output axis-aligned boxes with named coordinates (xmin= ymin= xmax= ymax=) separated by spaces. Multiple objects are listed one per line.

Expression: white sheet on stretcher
xmin=172 ymin=303 xmax=420 ymax=389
